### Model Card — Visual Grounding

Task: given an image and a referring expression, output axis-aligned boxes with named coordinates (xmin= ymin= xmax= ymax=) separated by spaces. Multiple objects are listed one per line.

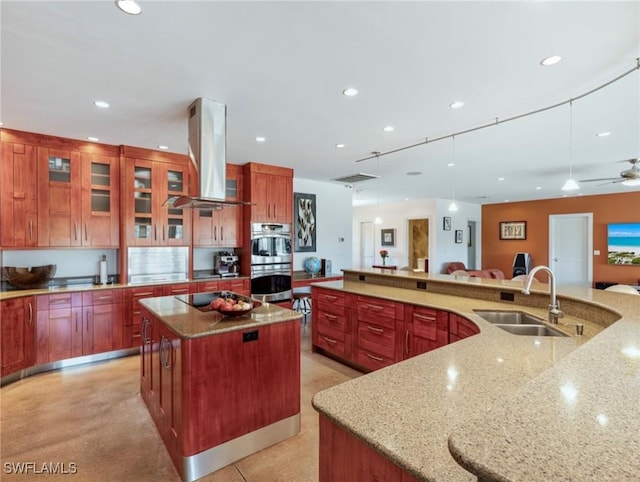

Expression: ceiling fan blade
xmin=579 ymin=177 xmax=619 ymax=182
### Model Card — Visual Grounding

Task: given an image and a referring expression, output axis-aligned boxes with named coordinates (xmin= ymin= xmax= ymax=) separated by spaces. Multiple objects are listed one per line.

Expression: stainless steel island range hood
xmin=167 ymin=98 xmax=246 ymax=209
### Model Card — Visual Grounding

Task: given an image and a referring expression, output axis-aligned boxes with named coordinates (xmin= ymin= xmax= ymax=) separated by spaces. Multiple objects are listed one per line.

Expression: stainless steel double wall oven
xmin=250 ymin=223 xmax=292 ymax=303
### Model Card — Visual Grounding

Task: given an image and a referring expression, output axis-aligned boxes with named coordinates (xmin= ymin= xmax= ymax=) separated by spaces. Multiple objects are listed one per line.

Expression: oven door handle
xmin=252 ymin=270 xmax=291 ymax=277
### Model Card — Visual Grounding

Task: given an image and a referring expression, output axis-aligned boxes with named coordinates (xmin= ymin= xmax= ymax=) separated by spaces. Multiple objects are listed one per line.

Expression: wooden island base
xmin=139 ymin=296 xmax=302 ymax=481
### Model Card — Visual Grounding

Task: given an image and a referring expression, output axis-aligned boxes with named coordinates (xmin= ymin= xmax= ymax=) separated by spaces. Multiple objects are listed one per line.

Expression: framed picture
xmin=455 ymin=229 xmax=463 ymax=244
xmin=499 ymin=221 xmax=527 ymax=240
xmin=294 ymin=192 xmax=316 ymax=252
xmin=443 ymin=216 xmax=451 ymax=231
xmin=381 ymin=228 xmax=395 ymax=247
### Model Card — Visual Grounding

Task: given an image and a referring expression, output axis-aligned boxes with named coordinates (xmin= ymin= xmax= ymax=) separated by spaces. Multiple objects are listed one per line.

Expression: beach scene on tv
xmin=608 ymin=223 xmax=640 ymax=265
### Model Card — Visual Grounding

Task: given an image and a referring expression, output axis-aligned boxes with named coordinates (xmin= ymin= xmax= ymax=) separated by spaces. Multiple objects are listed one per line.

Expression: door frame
xmin=549 ymin=212 xmax=593 ymax=286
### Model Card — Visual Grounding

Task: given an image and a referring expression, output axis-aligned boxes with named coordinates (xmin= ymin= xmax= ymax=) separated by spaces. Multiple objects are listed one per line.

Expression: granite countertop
xmin=311 ymin=270 xmax=640 ymax=481
xmin=0 ymin=276 xmax=251 ymax=301
xmin=292 ymin=271 xmax=343 ymax=281
xmin=139 ymin=296 xmax=302 ymax=339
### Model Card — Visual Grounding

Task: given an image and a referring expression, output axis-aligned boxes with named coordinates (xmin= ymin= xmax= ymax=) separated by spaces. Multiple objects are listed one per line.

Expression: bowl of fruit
xmin=208 ymin=292 xmax=256 ymax=317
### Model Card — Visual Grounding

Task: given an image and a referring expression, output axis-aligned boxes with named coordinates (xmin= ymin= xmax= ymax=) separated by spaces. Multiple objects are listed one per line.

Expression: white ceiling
xmin=2 ymin=1 xmax=639 ymax=206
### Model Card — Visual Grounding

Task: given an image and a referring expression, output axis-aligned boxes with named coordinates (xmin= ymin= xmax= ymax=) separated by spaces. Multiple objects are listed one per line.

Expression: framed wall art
xmin=499 ymin=221 xmax=527 ymax=240
xmin=443 ymin=216 xmax=451 ymax=231
xmin=294 ymin=192 xmax=316 ymax=252
xmin=455 ymin=229 xmax=463 ymax=244
xmin=381 ymin=228 xmax=395 ymax=247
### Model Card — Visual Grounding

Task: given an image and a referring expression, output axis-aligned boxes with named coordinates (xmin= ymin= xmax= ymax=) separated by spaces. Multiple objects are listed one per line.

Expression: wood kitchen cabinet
xmin=123 ymin=286 xmax=164 ymax=348
xmin=312 ymin=288 xmax=350 ymax=360
xmin=36 ymin=290 xmax=122 ymax=363
xmin=1 ymin=297 xmax=36 ymax=377
xmin=82 ymin=290 xmax=123 ymax=354
xmin=193 ymin=164 xmax=244 ymax=248
xmin=1 ymin=129 xmax=119 ymax=248
xmin=404 ymin=306 xmax=449 ymax=359
xmin=0 ymin=136 xmax=39 ymax=247
xmin=123 ymin=148 xmax=192 ymax=247
xmin=355 ymin=295 xmax=404 ymax=371
xmin=36 ymin=292 xmax=83 ymax=363
xmin=243 ymin=162 xmax=293 ymax=224
xmin=449 ymin=313 xmax=480 ymax=343
xmin=319 ymin=415 xmax=419 ymax=482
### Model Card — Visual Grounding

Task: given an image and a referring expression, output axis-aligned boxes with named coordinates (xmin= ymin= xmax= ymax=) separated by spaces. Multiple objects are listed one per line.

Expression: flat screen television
xmin=608 ymin=223 xmax=640 ymax=265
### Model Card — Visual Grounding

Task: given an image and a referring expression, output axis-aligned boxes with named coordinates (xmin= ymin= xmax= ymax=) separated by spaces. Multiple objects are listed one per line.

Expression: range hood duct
xmin=167 ymin=98 xmax=246 ymax=209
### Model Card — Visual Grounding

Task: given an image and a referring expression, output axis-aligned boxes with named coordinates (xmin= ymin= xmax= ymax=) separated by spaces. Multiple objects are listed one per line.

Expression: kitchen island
xmin=311 ymin=268 xmax=639 ymax=481
xmin=139 ymin=293 xmax=302 ymax=482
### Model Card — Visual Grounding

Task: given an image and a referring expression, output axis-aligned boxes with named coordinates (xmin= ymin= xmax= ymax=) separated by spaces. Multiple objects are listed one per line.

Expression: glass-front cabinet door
xmin=125 ymin=158 xmax=190 ymax=246
xmin=81 ymin=152 xmax=119 ymax=247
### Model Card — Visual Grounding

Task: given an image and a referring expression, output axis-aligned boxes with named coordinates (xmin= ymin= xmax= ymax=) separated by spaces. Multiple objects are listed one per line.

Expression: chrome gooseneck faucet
xmin=521 ymin=265 xmax=564 ymax=324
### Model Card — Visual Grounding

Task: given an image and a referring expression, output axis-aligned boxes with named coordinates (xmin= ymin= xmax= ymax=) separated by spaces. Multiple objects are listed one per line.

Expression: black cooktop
xmin=175 ymin=292 xmax=218 ymax=309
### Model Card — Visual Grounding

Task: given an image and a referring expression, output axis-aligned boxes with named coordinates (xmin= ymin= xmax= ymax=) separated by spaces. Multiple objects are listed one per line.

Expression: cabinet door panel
xmin=1 ymin=298 xmax=36 ymax=375
xmin=357 ymin=322 xmax=395 ymax=359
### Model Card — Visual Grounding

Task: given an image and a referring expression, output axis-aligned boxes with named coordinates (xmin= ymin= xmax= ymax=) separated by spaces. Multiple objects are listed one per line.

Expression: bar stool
xmin=292 ymin=286 xmax=312 ymax=322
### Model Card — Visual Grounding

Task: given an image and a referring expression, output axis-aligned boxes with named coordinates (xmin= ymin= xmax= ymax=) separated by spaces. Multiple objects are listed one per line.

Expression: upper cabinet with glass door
xmin=124 ymin=151 xmax=191 ymax=247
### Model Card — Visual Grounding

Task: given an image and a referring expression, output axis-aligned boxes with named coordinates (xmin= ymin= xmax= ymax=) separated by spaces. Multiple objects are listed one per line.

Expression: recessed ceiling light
xmin=342 ymin=88 xmax=358 ymax=97
xmin=115 ymin=0 xmax=142 ymax=15
xmin=449 ymin=101 xmax=464 ymax=109
xmin=498 ymin=177 xmax=505 ymax=181
xmin=158 ymin=145 xmax=169 ymax=150
xmin=596 ymin=131 xmax=611 ymax=137
xmin=540 ymin=55 xmax=562 ymax=66
xmin=405 ymin=198 xmax=410 ymax=201
xmin=94 ymin=100 xmax=110 ymax=108
xmin=535 ymin=186 xmax=542 ymax=190
xmin=447 ymin=162 xmax=455 ymax=167
xmin=255 ymin=136 xmax=266 ymax=142
xmin=406 ymin=171 xmax=422 ymax=176
xmin=335 ymin=144 xmax=345 ymax=149
xmin=87 ymin=136 xmax=99 ymax=142
xmin=383 ymin=126 xmax=395 ymax=132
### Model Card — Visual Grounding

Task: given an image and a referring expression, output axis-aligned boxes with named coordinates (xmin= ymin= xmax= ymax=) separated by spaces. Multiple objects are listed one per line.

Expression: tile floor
xmin=0 ymin=322 xmax=361 ymax=481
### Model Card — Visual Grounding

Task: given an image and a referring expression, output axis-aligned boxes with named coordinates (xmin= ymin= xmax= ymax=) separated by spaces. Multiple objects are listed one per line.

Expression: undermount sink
xmin=473 ymin=310 xmax=568 ymax=337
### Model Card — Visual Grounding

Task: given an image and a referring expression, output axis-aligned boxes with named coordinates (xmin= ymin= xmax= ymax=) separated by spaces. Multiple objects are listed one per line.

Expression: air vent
xmin=332 ymin=173 xmax=379 ymax=184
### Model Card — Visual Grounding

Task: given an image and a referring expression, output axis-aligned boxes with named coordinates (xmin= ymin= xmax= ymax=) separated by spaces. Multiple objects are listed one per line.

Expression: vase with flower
xmin=379 ymin=249 xmax=389 ymax=266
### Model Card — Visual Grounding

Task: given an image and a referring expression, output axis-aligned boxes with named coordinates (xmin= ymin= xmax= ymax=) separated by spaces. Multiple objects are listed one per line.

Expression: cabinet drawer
xmin=450 ymin=315 xmax=479 ymax=339
xmin=316 ymin=300 xmax=345 ymax=317
xmin=317 ymin=312 xmax=346 ymax=341
xmin=162 ymin=283 xmax=192 ymax=296
xmin=315 ymin=333 xmax=346 ymax=358
xmin=37 ymin=292 xmax=82 ymax=310
xmin=197 ymin=281 xmax=222 ymax=292
xmin=411 ymin=307 xmax=447 ymax=341
xmin=221 ymin=279 xmax=249 ymax=293
xmin=315 ymin=289 xmax=345 ymax=306
xmin=356 ymin=347 xmax=394 ymax=372
xmin=357 ymin=297 xmax=397 ymax=327
xmin=358 ymin=322 xmax=395 ymax=359
xmin=82 ymin=289 xmax=122 ymax=306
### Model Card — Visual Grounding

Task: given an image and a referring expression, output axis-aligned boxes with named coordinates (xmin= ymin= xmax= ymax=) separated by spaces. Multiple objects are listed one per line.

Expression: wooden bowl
xmin=208 ymin=292 xmax=257 ymax=317
xmin=3 ymin=265 xmax=57 ymax=289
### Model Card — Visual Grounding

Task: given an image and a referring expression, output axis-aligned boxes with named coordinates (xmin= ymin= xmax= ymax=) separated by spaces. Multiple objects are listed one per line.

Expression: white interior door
xmin=360 ymin=221 xmax=374 ymax=268
xmin=549 ymin=213 xmax=593 ymax=287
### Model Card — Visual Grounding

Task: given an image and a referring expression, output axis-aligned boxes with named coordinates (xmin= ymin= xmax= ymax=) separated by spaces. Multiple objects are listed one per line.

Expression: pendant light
xmin=561 ymin=100 xmax=580 ymax=191
xmin=448 ymin=136 xmax=459 ymax=211
xmin=373 ymin=151 xmax=382 ymax=224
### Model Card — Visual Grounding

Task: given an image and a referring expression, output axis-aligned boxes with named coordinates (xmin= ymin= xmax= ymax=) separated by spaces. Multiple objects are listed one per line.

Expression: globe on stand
xmin=303 ymin=257 xmax=321 ymax=277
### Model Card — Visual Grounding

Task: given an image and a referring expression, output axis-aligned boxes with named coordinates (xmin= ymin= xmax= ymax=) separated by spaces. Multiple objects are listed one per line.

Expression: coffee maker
xmin=214 ymin=252 xmax=240 ymax=278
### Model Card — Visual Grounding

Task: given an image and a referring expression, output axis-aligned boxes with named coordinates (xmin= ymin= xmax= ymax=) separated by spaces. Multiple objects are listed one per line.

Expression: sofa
xmin=444 ymin=262 xmax=505 ymax=280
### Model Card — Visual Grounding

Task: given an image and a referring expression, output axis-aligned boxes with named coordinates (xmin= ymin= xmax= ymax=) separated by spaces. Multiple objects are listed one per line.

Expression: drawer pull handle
xmin=366 ymin=352 xmax=384 ymax=362
xmin=323 ymin=336 xmax=338 ymax=345
xmin=50 ymin=299 xmax=70 ymax=304
xmin=324 ymin=313 xmax=338 ymax=320
xmin=324 ymin=295 xmax=338 ymax=301
xmin=97 ymin=296 xmax=111 ymax=301
xmin=366 ymin=325 xmax=384 ymax=334
xmin=134 ymin=292 xmax=154 ymax=297
xmin=414 ymin=313 xmax=436 ymax=321
xmin=366 ymin=304 xmax=384 ymax=311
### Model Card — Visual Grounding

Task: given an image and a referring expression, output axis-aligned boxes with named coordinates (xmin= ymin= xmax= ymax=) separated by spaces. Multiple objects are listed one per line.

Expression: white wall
xmin=292 ymin=178 xmax=353 ymax=273
xmin=352 ymin=198 xmax=481 ymax=273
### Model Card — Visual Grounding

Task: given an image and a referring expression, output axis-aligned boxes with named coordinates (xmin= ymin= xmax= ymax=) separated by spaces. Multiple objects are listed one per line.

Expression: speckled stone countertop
xmin=0 ymin=276 xmax=251 ymax=301
xmin=139 ymin=296 xmax=301 ymax=339
xmin=311 ymin=268 xmax=640 ymax=481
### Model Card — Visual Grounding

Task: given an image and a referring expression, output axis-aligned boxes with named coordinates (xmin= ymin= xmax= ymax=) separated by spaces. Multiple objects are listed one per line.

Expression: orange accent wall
xmin=482 ymin=192 xmax=640 ymax=285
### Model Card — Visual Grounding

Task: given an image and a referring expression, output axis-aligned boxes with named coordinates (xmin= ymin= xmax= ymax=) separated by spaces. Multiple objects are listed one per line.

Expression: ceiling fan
xmin=579 ymin=158 xmax=640 ymax=187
